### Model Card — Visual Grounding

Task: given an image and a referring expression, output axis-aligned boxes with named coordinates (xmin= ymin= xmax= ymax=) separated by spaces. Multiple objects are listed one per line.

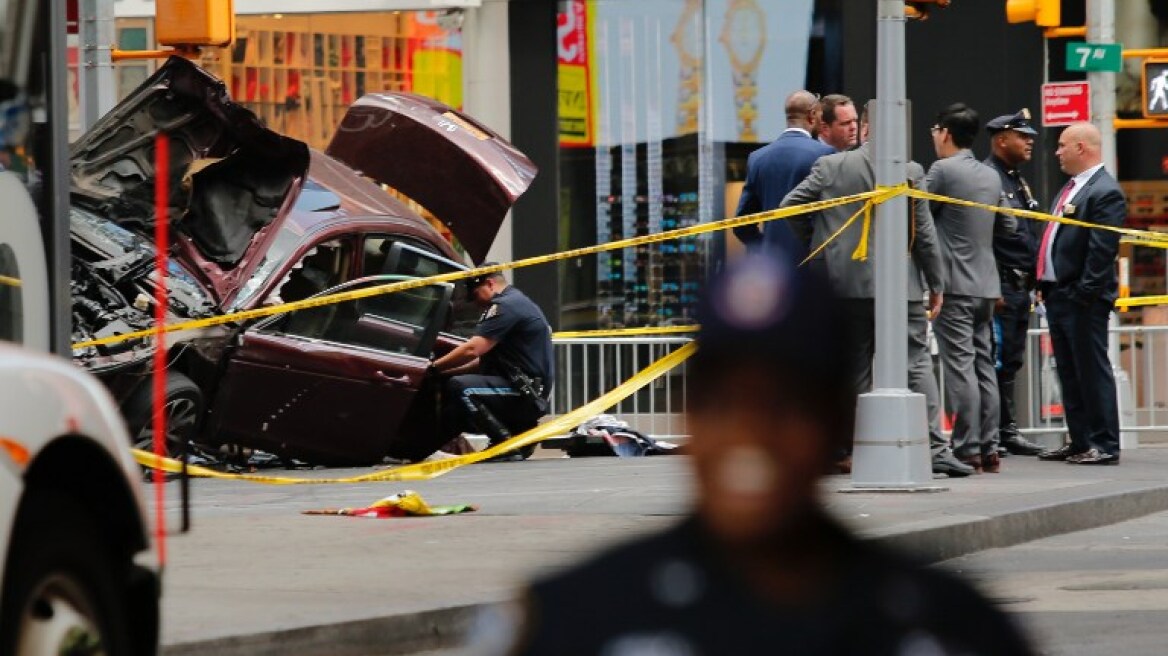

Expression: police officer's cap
xmin=986 ymin=108 xmax=1038 ymax=136
xmin=693 ymin=250 xmax=849 ymax=381
xmin=467 ymin=262 xmax=503 ymax=288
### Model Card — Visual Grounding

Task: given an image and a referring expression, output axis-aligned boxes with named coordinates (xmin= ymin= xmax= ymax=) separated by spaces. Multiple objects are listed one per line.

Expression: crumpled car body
xmin=69 ymin=57 xmax=536 ymax=465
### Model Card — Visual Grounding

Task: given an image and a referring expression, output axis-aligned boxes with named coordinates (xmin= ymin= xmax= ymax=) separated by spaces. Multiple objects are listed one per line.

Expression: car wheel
xmin=0 ymin=490 xmax=132 ymax=656
xmin=125 ymin=371 xmax=203 ymax=458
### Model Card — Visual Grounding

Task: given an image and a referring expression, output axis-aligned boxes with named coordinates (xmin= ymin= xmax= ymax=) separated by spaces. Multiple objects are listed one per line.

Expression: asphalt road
xmin=944 ymin=509 xmax=1168 ymax=656
xmin=155 ymin=449 xmax=1168 ymax=654
xmin=420 ymin=509 xmax=1168 ymax=656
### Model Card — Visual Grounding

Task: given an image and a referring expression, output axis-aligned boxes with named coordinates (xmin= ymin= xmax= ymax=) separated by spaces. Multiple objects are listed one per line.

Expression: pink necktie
xmin=1036 ymin=179 xmax=1076 ymax=281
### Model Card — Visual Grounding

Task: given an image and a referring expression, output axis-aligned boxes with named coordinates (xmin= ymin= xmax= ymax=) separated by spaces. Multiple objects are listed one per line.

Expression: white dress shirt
xmin=1040 ymin=163 xmax=1106 ymax=282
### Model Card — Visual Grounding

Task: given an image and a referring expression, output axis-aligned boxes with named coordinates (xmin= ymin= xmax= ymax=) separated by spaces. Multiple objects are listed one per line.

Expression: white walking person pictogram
xmin=1149 ymin=70 xmax=1168 ymax=112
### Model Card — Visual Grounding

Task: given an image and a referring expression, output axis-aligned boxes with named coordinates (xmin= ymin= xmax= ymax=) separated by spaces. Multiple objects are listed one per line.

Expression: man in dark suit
xmin=733 ymin=90 xmax=834 ymax=255
xmin=1036 ymin=122 xmax=1126 ymax=465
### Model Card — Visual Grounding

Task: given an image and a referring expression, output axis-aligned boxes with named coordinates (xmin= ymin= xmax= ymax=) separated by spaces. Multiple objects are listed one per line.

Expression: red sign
xmin=66 ymin=0 xmax=78 ymax=35
xmin=557 ymin=1 xmax=588 ymax=66
xmin=556 ymin=0 xmax=594 ymax=147
xmin=1042 ymin=82 xmax=1091 ymax=127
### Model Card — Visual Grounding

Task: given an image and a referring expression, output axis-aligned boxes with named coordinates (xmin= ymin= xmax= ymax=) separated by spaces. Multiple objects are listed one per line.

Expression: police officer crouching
xmin=428 ymin=265 xmax=554 ymax=462
xmin=984 ymin=109 xmax=1045 ymax=457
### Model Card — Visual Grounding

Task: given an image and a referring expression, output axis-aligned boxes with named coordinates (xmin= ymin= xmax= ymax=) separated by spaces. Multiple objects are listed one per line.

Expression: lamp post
xmin=847 ymin=0 xmax=943 ymax=491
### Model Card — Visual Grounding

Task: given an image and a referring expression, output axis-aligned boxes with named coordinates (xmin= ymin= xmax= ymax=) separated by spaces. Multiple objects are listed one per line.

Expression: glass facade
xmin=556 ymin=0 xmax=816 ymax=331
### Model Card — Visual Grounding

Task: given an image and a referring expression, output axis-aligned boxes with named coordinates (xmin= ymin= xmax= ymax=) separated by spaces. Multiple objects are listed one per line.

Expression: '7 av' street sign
xmin=1066 ymin=42 xmax=1123 ymax=73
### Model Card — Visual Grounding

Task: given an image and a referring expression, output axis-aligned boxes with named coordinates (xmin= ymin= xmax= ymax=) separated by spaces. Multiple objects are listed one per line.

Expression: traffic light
xmin=156 ymin=0 xmax=235 ymax=47
xmin=906 ymin=0 xmax=952 ymax=21
xmin=1142 ymin=59 xmax=1168 ymax=119
xmin=1006 ymin=0 xmax=1060 ymax=27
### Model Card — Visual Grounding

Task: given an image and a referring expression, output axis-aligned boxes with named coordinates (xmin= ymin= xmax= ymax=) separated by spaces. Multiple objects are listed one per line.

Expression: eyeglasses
xmin=930 ymin=125 xmax=944 ymax=134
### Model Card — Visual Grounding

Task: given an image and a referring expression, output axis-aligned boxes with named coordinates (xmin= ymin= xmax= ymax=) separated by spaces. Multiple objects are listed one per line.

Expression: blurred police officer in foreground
xmin=482 ymin=251 xmax=1033 ymax=655
xmin=984 ymin=109 xmax=1046 ymax=458
xmin=426 ymin=266 xmax=554 ymax=462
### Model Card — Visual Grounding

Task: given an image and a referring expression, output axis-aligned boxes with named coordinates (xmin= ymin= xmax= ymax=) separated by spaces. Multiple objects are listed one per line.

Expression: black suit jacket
xmin=1049 ymin=168 xmax=1126 ymax=305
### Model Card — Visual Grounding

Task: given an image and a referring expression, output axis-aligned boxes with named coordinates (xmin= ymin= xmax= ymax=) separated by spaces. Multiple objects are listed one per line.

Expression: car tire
xmin=124 ymin=371 xmax=204 ymax=458
xmin=0 ymin=489 xmax=133 ymax=656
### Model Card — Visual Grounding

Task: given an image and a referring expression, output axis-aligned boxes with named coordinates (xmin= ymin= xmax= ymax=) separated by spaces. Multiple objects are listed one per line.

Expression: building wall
xmin=842 ymin=2 xmax=1050 ymax=199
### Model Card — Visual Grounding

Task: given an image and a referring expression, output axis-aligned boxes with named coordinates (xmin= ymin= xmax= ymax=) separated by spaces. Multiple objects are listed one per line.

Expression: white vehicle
xmin=0 ymin=173 xmax=159 ymax=655
xmin=0 ymin=1 xmax=160 ymax=651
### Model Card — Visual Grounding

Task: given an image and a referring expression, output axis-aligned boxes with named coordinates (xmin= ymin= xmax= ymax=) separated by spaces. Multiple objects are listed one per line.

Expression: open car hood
xmin=325 ymin=93 xmax=537 ymax=264
xmin=70 ymin=56 xmax=310 ymax=303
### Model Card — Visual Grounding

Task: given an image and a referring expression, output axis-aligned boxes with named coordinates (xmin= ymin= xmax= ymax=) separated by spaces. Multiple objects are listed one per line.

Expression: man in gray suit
xmin=781 ymin=103 xmax=973 ymax=478
xmin=925 ymin=103 xmax=1013 ymax=474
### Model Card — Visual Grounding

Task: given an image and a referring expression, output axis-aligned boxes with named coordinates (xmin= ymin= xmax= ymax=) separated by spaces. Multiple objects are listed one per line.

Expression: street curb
xmin=162 ymin=483 xmax=1168 ymax=655
xmin=161 ymin=604 xmax=481 ymax=656
xmin=881 ymin=483 xmax=1168 ymax=563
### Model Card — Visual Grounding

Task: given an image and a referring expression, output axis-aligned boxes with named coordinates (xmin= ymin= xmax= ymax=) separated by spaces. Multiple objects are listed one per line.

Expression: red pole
xmin=152 ymin=132 xmax=169 ymax=566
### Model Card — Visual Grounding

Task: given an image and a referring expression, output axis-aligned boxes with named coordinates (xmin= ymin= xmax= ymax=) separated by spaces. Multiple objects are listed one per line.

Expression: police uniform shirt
xmin=476 ymin=286 xmax=554 ymax=392
xmin=504 ymin=516 xmax=1034 ymax=656
xmin=985 ymin=154 xmax=1041 ymax=275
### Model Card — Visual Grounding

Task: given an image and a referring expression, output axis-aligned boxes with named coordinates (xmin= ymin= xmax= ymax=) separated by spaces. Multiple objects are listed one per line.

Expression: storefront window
xmin=202 ymin=11 xmax=463 ymax=150
xmin=111 ymin=11 xmax=464 ymax=152
xmin=557 ymin=0 xmax=814 ymax=331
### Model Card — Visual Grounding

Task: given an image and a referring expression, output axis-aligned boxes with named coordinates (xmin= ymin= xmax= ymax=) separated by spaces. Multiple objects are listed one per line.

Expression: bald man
xmin=732 ymin=90 xmax=834 ymax=256
xmin=1036 ymin=122 xmax=1126 ymax=466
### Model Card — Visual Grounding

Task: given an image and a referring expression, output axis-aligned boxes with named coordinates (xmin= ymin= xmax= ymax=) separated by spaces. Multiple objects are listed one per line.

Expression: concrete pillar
xmin=78 ymin=0 xmax=117 ymax=131
xmin=462 ymin=0 xmax=514 ymax=269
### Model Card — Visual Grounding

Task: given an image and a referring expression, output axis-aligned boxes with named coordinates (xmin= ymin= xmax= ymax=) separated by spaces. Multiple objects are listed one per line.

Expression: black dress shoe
xmin=933 ymin=452 xmax=975 ymax=477
xmin=997 ymin=445 xmax=1010 ymax=458
xmin=1037 ymin=444 xmax=1077 ymax=461
xmin=1067 ymin=448 xmax=1119 ymax=465
xmin=1002 ymin=435 xmax=1044 ymax=456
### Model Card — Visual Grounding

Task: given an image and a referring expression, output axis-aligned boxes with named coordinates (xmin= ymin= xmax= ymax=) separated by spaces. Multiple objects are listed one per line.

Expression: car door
xmin=366 ymin=239 xmax=480 ymax=337
xmin=212 ymin=276 xmax=452 ymax=465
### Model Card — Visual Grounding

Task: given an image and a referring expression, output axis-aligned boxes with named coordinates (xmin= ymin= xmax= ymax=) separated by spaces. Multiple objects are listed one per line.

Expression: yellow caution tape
xmin=906 ymin=187 xmax=1168 ymax=310
xmin=852 ymin=202 xmax=875 ymax=262
xmin=553 ymin=325 xmax=698 ymax=339
xmin=73 ymin=190 xmax=882 ymax=352
xmin=79 ymin=181 xmax=1168 ymax=353
xmin=0 ymin=274 xmax=20 ymax=288
xmin=132 ymin=341 xmax=696 ymax=484
xmin=799 ymin=201 xmax=870 ymax=266
xmin=905 ymin=187 xmax=1168 ymax=250
xmin=1114 ymin=295 xmax=1168 ymax=310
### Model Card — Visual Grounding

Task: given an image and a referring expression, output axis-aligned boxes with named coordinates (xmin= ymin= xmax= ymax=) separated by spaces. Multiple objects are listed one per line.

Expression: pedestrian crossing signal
xmin=1142 ymin=59 xmax=1168 ymax=118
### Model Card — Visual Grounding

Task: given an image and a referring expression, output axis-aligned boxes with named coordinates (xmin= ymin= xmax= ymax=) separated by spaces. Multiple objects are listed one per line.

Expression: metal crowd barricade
xmin=550 ymin=336 xmax=692 ymax=439
xmin=1019 ymin=322 xmax=1168 ymax=441
xmin=551 ymin=323 xmax=1168 ymax=447
xmin=929 ymin=319 xmax=1168 ymax=446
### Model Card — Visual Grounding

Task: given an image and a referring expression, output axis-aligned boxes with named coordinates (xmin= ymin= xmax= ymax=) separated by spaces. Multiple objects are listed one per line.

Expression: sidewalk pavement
xmin=158 ymin=446 xmax=1168 ymax=655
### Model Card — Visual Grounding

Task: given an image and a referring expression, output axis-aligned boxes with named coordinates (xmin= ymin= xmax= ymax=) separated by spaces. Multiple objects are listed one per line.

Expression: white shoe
xmin=423 ymin=450 xmax=459 ymax=462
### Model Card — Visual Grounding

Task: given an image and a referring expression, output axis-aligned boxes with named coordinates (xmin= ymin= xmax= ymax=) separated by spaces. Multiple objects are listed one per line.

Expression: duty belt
xmin=999 ymin=267 xmax=1034 ymax=292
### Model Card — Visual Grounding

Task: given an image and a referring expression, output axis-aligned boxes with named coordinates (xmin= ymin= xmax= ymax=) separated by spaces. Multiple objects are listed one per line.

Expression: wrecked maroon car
xmin=69 ymin=57 xmax=535 ymax=465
